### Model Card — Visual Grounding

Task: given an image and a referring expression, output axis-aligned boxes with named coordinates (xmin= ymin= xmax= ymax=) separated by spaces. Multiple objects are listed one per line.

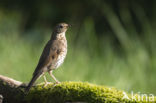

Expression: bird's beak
xmin=67 ymin=24 xmax=71 ymax=28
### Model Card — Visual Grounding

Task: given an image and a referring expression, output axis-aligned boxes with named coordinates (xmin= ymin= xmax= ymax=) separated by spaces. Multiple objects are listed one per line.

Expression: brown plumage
xmin=25 ymin=23 xmax=69 ymax=92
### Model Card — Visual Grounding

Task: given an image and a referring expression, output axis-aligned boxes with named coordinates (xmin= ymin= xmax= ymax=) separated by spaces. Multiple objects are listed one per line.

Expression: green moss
xmin=24 ymin=82 xmax=156 ymax=103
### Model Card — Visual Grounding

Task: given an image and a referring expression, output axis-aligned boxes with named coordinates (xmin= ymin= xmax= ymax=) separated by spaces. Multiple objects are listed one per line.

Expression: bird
xmin=25 ymin=23 xmax=69 ymax=92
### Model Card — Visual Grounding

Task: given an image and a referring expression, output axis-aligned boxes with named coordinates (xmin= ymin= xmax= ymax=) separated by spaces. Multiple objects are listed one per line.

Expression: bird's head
xmin=51 ymin=23 xmax=70 ymax=40
xmin=54 ymin=23 xmax=69 ymax=33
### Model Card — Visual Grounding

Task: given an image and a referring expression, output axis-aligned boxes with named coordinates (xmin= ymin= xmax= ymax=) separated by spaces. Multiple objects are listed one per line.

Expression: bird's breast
xmin=54 ymin=51 xmax=67 ymax=69
xmin=52 ymin=39 xmax=67 ymax=69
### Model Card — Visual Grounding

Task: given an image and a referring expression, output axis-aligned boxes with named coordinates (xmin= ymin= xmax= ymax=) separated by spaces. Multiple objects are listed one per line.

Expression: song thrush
xmin=25 ymin=23 xmax=69 ymax=92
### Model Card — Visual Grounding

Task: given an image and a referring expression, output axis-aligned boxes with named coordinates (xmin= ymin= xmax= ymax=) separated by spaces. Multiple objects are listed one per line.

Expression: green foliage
xmin=25 ymin=82 xmax=156 ymax=103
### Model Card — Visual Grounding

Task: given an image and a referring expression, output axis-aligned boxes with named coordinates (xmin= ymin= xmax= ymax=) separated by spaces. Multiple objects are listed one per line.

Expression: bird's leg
xmin=43 ymin=75 xmax=50 ymax=87
xmin=48 ymin=70 xmax=60 ymax=84
xmin=43 ymin=75 xmax=48 ymax=85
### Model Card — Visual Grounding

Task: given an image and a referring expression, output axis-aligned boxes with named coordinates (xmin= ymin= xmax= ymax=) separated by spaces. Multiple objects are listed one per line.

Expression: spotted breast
xmin=54 ymin=49 xmax=67 ymax=69
xmin=50 ymin=38 xmax=67 ymax=70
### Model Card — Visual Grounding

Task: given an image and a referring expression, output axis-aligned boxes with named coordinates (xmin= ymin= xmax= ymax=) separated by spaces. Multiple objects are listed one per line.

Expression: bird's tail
xmin=25 ymin=72 xmax=42 ymax=93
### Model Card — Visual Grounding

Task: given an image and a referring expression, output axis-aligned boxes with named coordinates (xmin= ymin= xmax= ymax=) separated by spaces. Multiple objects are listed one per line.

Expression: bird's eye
xmin=59 ymin=25 xmax=63 ymax=28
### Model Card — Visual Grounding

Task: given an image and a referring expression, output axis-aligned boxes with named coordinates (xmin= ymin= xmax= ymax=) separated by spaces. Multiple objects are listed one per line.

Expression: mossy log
xmin=0 ymin=75 xmax=156 ymax=103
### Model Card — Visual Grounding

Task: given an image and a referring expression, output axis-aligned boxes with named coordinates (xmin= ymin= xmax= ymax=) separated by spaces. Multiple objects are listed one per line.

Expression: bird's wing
xmin=33 ymin=40 xmax=57 ymax=76
xmin=33 ymin=39 xmax=64 ymax=76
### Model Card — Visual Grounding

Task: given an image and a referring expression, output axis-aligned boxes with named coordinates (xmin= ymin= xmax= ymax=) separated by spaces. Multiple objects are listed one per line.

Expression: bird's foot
xmin=56 ymin=81 xmax=60 ymax=84
xmin=43 ymin=82 xmax=51 ymax=88
xmin=53 ymin=81 xmax=60 ymax=86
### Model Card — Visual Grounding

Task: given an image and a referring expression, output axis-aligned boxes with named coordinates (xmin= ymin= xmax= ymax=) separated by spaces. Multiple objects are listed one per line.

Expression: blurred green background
xmin=0 ymin=0 xmax=156 ymax=95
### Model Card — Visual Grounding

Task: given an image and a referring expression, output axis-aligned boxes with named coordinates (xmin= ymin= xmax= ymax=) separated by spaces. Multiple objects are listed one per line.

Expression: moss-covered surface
xmin=24 ymin=82 xmax=156 ymax=103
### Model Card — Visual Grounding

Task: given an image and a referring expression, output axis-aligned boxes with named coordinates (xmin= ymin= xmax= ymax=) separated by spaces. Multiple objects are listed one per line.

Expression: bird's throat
xmin=57 ymin=32 xmax=65 ymax=39
xmin=51 ymin=32 xmax=66 ymax=40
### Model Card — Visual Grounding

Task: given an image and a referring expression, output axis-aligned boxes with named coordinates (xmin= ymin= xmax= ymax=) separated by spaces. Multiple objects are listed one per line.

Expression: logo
xmin=122 ymin=91 xmax=155 ymax=102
